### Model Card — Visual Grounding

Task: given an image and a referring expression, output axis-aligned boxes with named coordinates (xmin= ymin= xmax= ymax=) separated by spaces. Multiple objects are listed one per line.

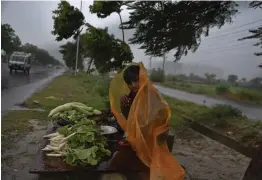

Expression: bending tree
xmin=52 ymin=1 xmax=85 ymax=41
xmin=122 ymin=1 xmax=238 ymax=61
xmin=1 ymin=24 xmax=21 ymax=55
xmin=82 ymin=23 xmax=133 ymax=73
xmin=89 ymin=1 xmax=127 ymax=42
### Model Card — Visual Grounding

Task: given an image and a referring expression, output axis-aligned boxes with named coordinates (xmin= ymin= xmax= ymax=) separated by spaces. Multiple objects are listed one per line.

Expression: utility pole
xmin=149 ymin=57 xmax=152 ymax=69
xmin=75 ymin=0 xmax=83 ymax=76
xmin=162 ymin=53 xmax=166 ymax=73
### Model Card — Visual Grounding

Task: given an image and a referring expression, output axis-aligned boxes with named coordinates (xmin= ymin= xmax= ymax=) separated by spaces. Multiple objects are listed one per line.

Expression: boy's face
xmin=127 ymin=76 xmax=139 ymax=92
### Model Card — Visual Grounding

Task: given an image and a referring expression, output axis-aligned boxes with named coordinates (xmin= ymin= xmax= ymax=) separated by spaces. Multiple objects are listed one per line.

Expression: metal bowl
xmin=100 ymin=125 xmax=118 ymax=135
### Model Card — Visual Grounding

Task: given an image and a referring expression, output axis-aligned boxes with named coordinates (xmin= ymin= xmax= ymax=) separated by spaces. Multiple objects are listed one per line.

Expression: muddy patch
xmin=2 ymin=119 xmax=47 ymax=180
xmin=173 ymin=128 xmax=251 ymax=180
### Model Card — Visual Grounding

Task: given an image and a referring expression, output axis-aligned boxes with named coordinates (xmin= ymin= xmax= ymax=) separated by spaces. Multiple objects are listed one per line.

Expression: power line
xmin=206 ymin=24 xmax=262 ymax=40
xmin=213 ymin=18 xmax=262 ymax=33
xmin=198 ymin=41 xmax=257 ymax=52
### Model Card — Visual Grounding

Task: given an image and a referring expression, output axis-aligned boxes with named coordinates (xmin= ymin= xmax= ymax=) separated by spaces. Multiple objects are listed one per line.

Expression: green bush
xmin=150 ymin=68 xmax=165 ymax=82
xmin=236 ymin=90 xmax=262 ymax=101
xmin=210 ymin=104 xmax=242 ymax=118
xmin=215 ymin=85 xmax=230 ymax=94
xmin=94 ymin=75 xmax=110 ymax=97
xmin=194 ymin=104 xmax=242 ymax=128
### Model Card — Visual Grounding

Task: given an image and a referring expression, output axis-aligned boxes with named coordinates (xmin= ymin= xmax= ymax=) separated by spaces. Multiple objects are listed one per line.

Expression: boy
xmin=113 ymin=65 xmax=140 ymax=136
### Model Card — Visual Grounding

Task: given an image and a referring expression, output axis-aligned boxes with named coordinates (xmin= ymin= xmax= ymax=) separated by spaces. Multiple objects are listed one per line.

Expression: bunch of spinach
xmin=58 ymin=121 xmax=111 ymax=167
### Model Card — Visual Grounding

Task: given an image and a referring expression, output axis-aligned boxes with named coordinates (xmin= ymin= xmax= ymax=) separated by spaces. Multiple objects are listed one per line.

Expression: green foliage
xmin=81 ymin=23 xmax=133 ymax=73
xmin=59 ymin=41 xmax=84 ymax=70
xmin=89 ymin=1 xmax=123 ymax=18
xmin=1 ymin=24 xmax=21 ymax=54
xmin=122 ymin=1 xmax=238 ymax=60
xmin=94 ymin=75 xmax=110 ymax=97
xmin=215 ymin=84 xmax=230 ymax=94
xmin=236 ymin=90 xmax=262 ymax=102
xmin=61 ymin=121 xmax=111 ymax=167
xmin=227 ymin=74 xmax=238 ymax=84
xmin=150 ymin=68 xmax=165 ymax=82
xmin=195 ymin=104 xmax=242 ymax=128
xmin=21 ymin=43 xmax=61 ymax=65
xmin=89 ymin=1 xmax=127 ymax=42
xmin=52 ymin=1 xmax=85 ymax=41
xmin=209 ymin=104 xmax=242 ymax=118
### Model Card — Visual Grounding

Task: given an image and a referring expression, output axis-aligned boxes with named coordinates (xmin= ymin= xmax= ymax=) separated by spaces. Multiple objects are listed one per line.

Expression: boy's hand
xmin=120 ymin=95 xmax=130 ymax=106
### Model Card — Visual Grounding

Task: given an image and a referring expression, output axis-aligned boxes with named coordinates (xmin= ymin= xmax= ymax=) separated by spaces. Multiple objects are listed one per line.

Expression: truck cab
xmin=8 ymin=51 xmax=32 ymax=75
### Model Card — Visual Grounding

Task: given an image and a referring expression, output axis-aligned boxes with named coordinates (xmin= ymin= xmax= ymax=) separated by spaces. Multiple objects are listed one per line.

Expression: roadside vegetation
xmin=3 ymin=72 xmax=261 ymax=152
xmin=166 ymin=96 xmax=262 ymax=148
xmin=150 ymin=68 xmax=262 ymax=105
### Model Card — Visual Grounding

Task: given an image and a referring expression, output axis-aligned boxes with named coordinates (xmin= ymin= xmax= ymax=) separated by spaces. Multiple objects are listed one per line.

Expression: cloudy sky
xmin=1 ymin=1 xmax=262 ymax=79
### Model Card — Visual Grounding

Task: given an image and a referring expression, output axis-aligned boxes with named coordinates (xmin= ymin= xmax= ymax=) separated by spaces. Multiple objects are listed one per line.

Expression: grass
xmin=162 ymin=81 xmax=262 ymax=105
xmin=24 ymin=73 xmax=109 ymax=111
xmin=165 ymin=95 xmax=262 ymax=147
xmin=2 ymin=73 xmax=109 ymax=152
xmin=2 ymin=110 xmax=48 ymax=152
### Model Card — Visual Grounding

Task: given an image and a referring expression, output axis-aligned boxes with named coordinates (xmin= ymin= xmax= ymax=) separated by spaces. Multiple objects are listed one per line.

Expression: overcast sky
xmin=1 ymin=1 xmax=262 ymax=79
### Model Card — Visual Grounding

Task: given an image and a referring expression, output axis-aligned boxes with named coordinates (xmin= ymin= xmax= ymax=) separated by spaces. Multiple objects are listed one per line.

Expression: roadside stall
xmin=29 ymin=102 xmax=176 ymax=180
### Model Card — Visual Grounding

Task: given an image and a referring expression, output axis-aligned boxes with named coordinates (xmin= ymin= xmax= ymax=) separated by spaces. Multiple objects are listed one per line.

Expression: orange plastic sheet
xmin=109 ymin=62 xmax=185 ymax=180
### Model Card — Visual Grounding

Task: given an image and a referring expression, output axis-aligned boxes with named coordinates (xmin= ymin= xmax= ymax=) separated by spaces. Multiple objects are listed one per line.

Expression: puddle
xmin=2 ymin=119 xmax=47 ymax=180
xmin=12 ymin=106 xmax=45 ymax=112
xmin=173 ymin=128 xmax=251 ymax=180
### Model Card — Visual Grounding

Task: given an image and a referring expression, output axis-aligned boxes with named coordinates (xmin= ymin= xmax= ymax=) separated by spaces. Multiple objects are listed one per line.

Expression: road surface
xmin=154 ymin=84 xmax=262 ymax=121
xmin=1 ymin=65 xmax=65 ymax=115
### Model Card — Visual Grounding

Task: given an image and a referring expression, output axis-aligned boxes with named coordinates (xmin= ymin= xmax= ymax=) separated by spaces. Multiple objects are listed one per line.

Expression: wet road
xmin=154 ymin=85 xmax=262 ymax=121
xmin=1 ymin=67 xmax=65 ymax=115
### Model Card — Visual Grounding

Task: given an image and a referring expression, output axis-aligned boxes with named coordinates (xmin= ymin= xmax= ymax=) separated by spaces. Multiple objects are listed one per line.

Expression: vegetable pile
xmin=48 ymin=102 xmax=102 ymax=124
xmin=43 ymin=102 xmax=111 ymax=167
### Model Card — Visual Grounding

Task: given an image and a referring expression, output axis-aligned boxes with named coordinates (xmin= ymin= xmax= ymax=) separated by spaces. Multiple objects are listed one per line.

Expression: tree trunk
xmin=117 ymin=12 xmax=125 ymax=42
xmin=87 ymin=58 xmax=93 ymax=74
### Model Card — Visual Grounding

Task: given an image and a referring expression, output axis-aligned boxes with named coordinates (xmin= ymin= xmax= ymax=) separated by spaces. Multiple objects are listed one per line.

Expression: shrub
xmin=215 ymin=84 xmax=230 ymax=94
xmin=94 ymin=75 xmax=110 ymax=97
xmin=210 ymin=104 xmax=242 ymax=118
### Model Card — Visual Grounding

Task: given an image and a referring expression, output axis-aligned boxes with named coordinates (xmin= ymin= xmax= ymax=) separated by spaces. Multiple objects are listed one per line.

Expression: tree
xmin=241 ymin=78 xmax=247 ymax=83
xmin=122 ymin=1 xmax=238 ymax=61
xmin=249 ymin=77 xmax=262 ymax=85
xmin=1 ymin=24 xmax=22 ymax=55
xmin=81 ymin=23 xmax=133 ymax=73
xmin=227 ymin=74 xmax=238 ymax=85
xmin=205 ymin=72 xmax=216 ymax=84
xmin=89 ymin=1 xmax=127 ymax=42
xmin=52 ymin=1 xmax=85 ymax=41
xmin=59 ymin=41 xmax=84 ymax=70
xmin=21 ymin=43 xmax=61 ymax=65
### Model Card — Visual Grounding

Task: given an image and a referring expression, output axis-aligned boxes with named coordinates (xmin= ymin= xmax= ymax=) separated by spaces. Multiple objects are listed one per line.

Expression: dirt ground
xmin=2 ymin=119 xmax=47 ymax=180
xmin=2 ymin=122 xmax=251 ymax=180
xmin=174 ymin=128 xmax=251 ymax=180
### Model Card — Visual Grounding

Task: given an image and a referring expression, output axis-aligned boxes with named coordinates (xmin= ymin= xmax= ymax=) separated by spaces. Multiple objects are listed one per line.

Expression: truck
xmin=8 ymin=51 xmax=33 ymax=75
